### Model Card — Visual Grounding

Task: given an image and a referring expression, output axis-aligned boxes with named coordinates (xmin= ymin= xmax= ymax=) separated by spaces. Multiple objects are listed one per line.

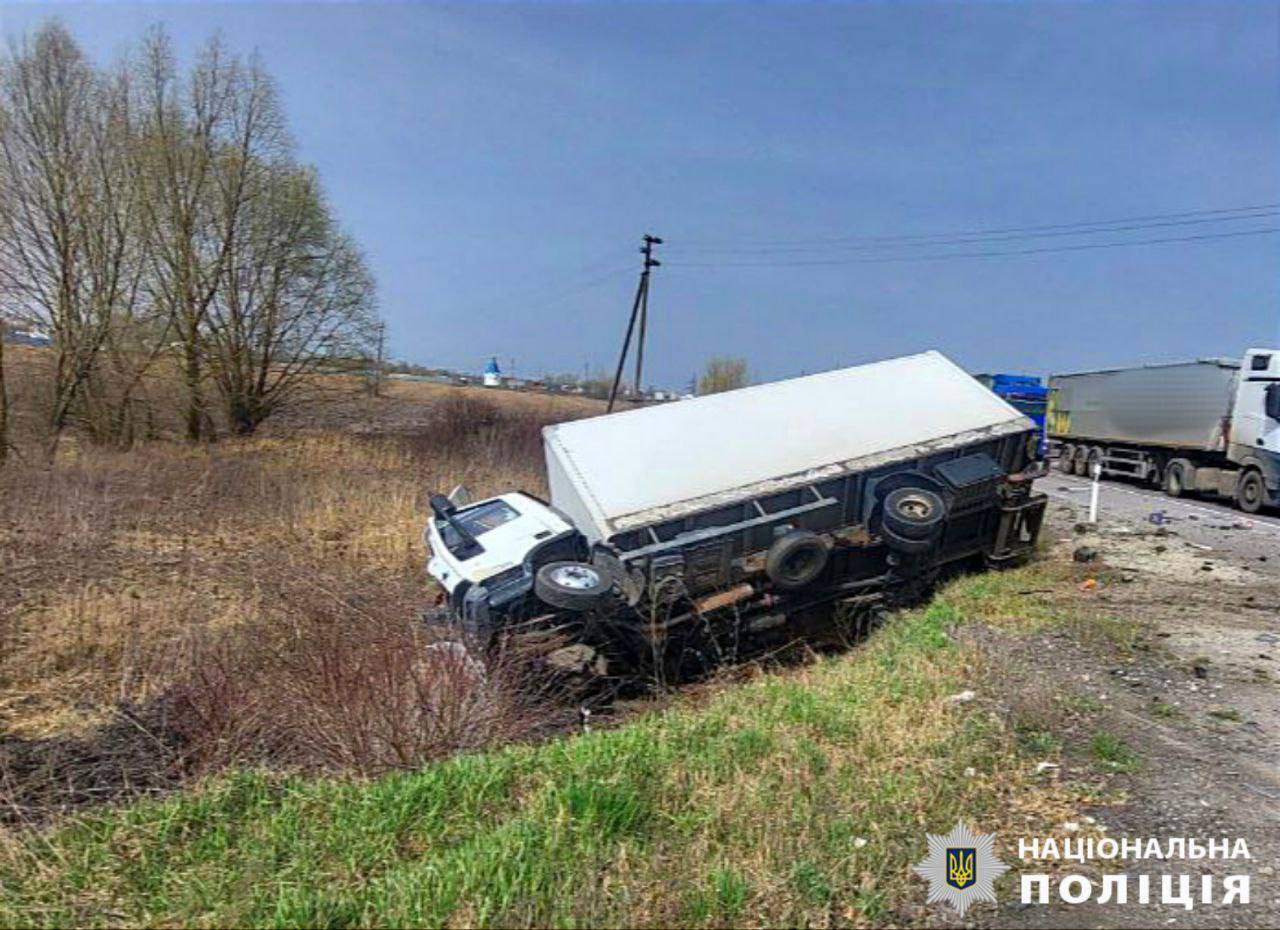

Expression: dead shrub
xmin=165 ymin=575 xmax=570 ymax=777
xmin=394 ymin=390 xmax=575 ymax=497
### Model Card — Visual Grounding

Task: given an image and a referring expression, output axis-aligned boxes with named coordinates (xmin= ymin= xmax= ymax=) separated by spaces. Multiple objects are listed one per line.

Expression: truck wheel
xmin=1087 ymin=447 xmax=1104 ymax=478
xmin=881 ymin=487 xmax=947 ymax=541
xmin=1058 ymin=444 xmax=1076 ymax=474
xmin=535 ymin=561 xmax=614 ymax=611
xmin=1237 ymin=470 xmax=1265 ymax=515
xmin=765 ymin=530 xmax=829 ymax=590
xmin=878 ymin=522 xmax=937 ymax=555
xmin=1072 ymin=446 xmax=1090 ymax=477
xmin=1163 ymin=460 xmax=1187 ymax=498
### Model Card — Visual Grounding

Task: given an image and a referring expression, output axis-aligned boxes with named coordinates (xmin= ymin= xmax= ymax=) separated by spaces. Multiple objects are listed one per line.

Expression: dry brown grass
xmin=0 ymin=364 xmax=602 ymax=812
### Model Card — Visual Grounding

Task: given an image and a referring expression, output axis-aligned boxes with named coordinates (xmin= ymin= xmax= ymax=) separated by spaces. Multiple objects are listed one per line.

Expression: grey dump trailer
xmin=1049 ymin=348 xmax=1280 ymax=513
xmin=426 ymin=350 xmax=1048 ymax=677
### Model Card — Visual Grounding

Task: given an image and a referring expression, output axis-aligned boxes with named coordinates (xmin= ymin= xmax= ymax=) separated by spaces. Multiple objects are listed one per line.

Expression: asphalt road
xmin=1043 ymin=471 xmax=1280 ymax=569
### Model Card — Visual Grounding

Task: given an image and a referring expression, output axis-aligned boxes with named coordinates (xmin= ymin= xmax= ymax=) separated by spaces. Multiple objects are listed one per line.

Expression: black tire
xmin=1072 ymin=446 xmax=1090 ymax=477
xmin=1087 ymin=447 xmax=1104 ymax=478
xmin=881 ymin=487 xmax=947 ymax=541
xmin=1058 ymin=444 xmax=1076 ymax=474
xmin=765 ymin=530 xmax=830 ymax=590
xmin=534 ymin=561 xmax=613 ymax=611
xmin=879 ymin=521 xmax=937 ymax=555
xmin=1237 ymin=470 xmax=1266 ymax=515
xmin=1163 ymin=460 xmax=1187 ymax=498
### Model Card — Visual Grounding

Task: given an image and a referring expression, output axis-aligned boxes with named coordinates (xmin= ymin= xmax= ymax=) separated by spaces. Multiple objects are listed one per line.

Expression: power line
xmin=669 ymin=209 xmax=1280 ymax=256
xmin=456 ymin=251 xmax=635 ymax=319
xmin=672 ymin=202 xmax=1280 ymax=251
xmin=662 ymin=225 xmax=1280 ymax=268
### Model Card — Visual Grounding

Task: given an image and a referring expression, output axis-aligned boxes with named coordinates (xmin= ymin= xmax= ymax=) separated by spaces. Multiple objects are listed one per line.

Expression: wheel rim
xmin=1243 ymin=476 xmax=1261 ymax=507
xmin=550 ymin=565 xmax=601 ymax=590
xmin=784 ymin=548 xmax=818 ymax=576
xmin=895 ymin=493 xmax=934 ymax=521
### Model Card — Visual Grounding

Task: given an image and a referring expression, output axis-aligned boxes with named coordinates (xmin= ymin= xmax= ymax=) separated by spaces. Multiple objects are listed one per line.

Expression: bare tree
xmin=0 ymin=22 xmax=379 ymax=450
xmin=135 ymin=30 xmax=288 ymax=440
xmin=0 ymin=316 xmax=8 ymax=464
xmin=206 ymin=163 xmax=376 ymax=433
xmin=698 ymin=356 xmax=748 ymax=395
xmin=0 ymin=22 xmax=140 ymax=455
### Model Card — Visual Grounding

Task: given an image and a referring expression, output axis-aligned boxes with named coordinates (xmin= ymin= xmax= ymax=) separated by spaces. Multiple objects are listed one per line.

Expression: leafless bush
xmin=164 ymin=576 xmax=570 ymax=777
xmin=406 ymin=390 xmax=564 ymax=475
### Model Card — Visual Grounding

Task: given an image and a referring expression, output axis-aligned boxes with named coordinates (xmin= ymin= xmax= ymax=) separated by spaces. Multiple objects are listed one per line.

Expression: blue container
xmin=987 ymin=373 xmax=1048 ymax=458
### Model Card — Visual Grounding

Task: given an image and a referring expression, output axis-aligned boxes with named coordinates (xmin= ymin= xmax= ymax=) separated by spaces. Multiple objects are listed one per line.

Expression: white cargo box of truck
xmin=544 ymin=350 xmax=1034 ymax=545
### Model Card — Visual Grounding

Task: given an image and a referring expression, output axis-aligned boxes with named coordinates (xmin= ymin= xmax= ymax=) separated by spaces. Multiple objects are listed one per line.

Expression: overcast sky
xmin=2 ymin=2 xmax=1277 ymax=388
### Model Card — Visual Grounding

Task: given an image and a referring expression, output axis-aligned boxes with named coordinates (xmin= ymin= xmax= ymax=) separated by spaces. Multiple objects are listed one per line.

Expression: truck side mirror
xmin=1267 ymin=383 xmax=1280 ymax=422
xmin=429 ymin=493 xmax=456 ymax=519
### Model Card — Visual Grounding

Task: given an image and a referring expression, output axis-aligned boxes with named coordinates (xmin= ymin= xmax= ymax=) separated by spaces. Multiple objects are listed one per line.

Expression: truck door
xmin=1235 ymin=350 xmax=1280 ymax=455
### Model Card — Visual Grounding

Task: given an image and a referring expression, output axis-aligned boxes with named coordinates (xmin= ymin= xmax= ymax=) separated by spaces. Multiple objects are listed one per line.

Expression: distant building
xmin=482 ymin=356 xmax=502 ymax=388
xmin=2 ymin=326 xmax=52 ymax=348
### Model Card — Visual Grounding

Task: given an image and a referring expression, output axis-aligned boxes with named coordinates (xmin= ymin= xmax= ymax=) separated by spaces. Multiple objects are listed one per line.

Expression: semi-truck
xmin=424 ymin=350 xmax=1047 ymax=677
xmin=975 ymin=373 xmax=1049 ymax=457
xmin=1048 ymin=348 xmax=1280 ymax=513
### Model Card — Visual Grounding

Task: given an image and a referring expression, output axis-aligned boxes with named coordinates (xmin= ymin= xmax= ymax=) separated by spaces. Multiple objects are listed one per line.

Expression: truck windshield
xmin=438 ymin=499 xmax=520 ymax=555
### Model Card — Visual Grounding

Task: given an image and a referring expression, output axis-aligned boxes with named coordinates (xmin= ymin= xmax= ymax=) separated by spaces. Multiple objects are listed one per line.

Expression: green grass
xmin=1089 ymin=731 xmax=1141 ymax=772
xmin=0 ymin=564 xmax=1082 ymax=928
xmin=1060 ymin=693 xmax=1104 ymax=716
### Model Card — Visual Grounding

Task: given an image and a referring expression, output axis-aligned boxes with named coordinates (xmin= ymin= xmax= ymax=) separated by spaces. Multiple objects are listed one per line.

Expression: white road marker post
xmin=1088 ymin=461 xmax=1102 ymax=524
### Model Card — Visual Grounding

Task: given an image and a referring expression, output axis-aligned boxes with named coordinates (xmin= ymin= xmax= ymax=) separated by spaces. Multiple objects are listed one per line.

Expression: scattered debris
xmin=1072 ymin=545 xmax=1099 ymax=563
xmin=945 ymin=689 xmax=976 ymax=706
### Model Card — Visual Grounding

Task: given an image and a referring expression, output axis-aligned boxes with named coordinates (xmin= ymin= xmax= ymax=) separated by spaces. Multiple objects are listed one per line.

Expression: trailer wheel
xmin=1163 ymin=460 xmax=1188 ymax=498
xmin=1087 ymin=447 xmax=1104 ymax=478
xmin=1058 ymin=444 xmax=1076 ymax=474
xmin=535 ymin=561 xmax=614 ymax=611
xmin=1237 ymin=470 xmax=1265 ymax=515
xmin=765 ymin=530 xmax=830 ymax=590
xmin=1072 ymin=446 xmax=1090 ymax=477
xmin=881 ymin=487 xmax=947 ymax=541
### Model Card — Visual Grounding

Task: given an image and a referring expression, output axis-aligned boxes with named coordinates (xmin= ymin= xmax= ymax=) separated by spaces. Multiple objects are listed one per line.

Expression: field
xmin=1 ymin=348 xmax=603 ymax=791
xmin=5 ymin=348 xmax=1278 ymax=927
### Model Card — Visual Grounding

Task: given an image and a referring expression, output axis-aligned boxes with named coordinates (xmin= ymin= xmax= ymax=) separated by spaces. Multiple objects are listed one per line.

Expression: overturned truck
xmin=425 ymin=350 xmax=1047 ymax=677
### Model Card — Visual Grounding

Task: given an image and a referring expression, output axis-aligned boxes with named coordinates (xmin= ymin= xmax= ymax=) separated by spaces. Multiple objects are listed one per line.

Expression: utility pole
xmin=370 ymin=320 xmax=386 ymax=397
xmin=608 ymin=234 xmax=662 ymax=412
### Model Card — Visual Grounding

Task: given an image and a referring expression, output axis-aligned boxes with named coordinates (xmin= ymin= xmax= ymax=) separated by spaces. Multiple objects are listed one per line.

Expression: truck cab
xmin=424 ymin=491 xmax=586 ymax=631
xmin=1228 ymin=348 xmax=1280 ymax=511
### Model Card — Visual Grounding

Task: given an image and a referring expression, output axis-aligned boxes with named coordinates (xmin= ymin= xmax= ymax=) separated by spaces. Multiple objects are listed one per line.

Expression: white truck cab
xmin=424 ymin=491 xmax=589 ymax=629
xmin=1228 ymin=348 xmax=1280 ymax=511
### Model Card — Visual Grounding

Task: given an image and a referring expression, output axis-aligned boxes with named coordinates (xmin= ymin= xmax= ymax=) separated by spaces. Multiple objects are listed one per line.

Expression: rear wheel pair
xmin=877 ymin=486 xmax=947 ymax=555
